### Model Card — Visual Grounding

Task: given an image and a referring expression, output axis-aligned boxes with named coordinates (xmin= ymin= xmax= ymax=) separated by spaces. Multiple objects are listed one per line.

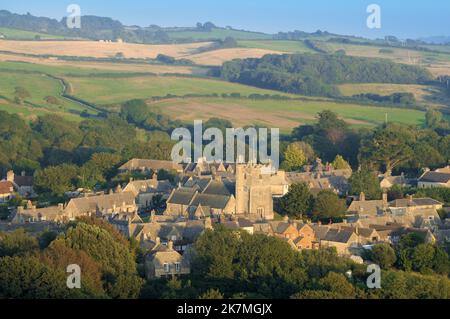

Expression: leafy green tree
xmin=359 ymin=124 xmax=414 ymax=173
xmin=199 ymin=289 xmax=224 ymax=299
xmin=425 ymin=109 xmax=443 ymax=129
xmin=312 ymin=190 xmax=346 ymax=220
xmin=370 ymin=243 xmax=397 ymax=269
xmin=281 ymin=143 xmax=307 ymax=171
xmin=317 ymin=272 xmax=356 ymax=299
xmin=411 ymin=244 xmax=436 ymax=274
xmin=277 ymin=183 xmax=313 ymax=219
xmin=34 ymin=164 xmax=79 ymax=196
xmin=349 ymin=170 xmax=381 ymax=200
xmin=61 ymin=221 xmax=143 ymax=298
xmin=331 ymin=155 xmax=351 ymax=170
xmin=0 ymin=256 xmax=75 ymax=299
xmin=0 ymin=229 xmax=39 ymax=257
xmin=41 ymin=240 xmax=106 ymax=298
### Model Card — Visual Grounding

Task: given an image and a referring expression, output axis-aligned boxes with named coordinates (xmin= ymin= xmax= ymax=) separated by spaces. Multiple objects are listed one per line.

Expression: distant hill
xmin=419 ymin=36 xmax=450 ymax=45
xmin=0 ymin=10 xmax=170 ymax=43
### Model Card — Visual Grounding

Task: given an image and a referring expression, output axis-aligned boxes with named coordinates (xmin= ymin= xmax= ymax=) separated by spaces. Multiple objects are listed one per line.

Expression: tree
xmin=425 ymin=109 xmax=443 ymax=129
xmin=370 ymin=243 xmax=397 ymax=269
xmin=277 ymin=183 xmax=313 ymax=219
xmin=312 ymin=190 xmax=346 ymax=220
xmin=317 ymin=272 xmax=356 ymax=299
xmin=199 ymin=289 xmax=224 ymax=299
xmin=0 ymin=256 xmax=75 ymax=299
xmin=331 ymin=155 xmax=351 ymax=170
xmin=34 ymin=164 xmax=79 ymax=196
xmin=411 ymin=244 xmax=436 ymax=274
xmin=61 ymin=221 xmax=143 ymax=298
xmin=0 ymin=229 xmax=39 ymax=257
xmin=349 ymin=170 xmax=381 ymax=200
xmin=281 ymin=143 xmax=306 ymax=171
xmin=359 ymin=124 xmax=414 ymax=173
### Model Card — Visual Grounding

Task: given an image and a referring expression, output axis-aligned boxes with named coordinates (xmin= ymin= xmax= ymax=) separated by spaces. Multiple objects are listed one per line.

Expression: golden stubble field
xmin=0 ymin=40 xmax=211 ymax=59
xmin=0 ymin=40 xmax=283 ymax=66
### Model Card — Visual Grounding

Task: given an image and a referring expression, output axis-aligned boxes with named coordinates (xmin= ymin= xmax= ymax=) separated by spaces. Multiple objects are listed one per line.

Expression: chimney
xmin=155 ymin=237 xmax=161 ymax=246
xmin=21 ymin=171 xmax=26 ymax=177
xmin=6 ymin=170 xmax=14 ymax=182
xmin=382 ymin=192 xmax=388 ymax=205
xmin=168 ymin=241 xmax=174 ymax=250
xmin=150 ymin=210 xmax=156 ymax=223
xmin=407 ymin=194 xmax=414 ymax=205
xmin=17 ymin=206 xmax=24 ymax=214
xmin=58 ymin=203 xmax=64 ymax=211
xmin=152 ymin=173 xmax=158 ymax=181
xmin=359 ymin=192 xmax=366 ymax=202
xmin=355 ymin=227 xmax=359 ymax=235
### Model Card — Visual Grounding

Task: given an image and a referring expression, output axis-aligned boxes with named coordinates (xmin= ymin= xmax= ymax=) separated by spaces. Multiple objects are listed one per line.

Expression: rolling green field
xmin=64 ymin=75 xmax=296 ymax=105
xmin=0 ymin=51 xmax=428 ymax=130
xmin=237 ymin=40 xmax=315 ymax=53
xmin=0 ymin=27 xmax=69 ymax=40
xmin=0 ymin=70 xmax=97 ymax=121
xmin=167 ymin=27 xmax=272 ymax=40
xmin=147 ymin=96 xmax=426 ymax=132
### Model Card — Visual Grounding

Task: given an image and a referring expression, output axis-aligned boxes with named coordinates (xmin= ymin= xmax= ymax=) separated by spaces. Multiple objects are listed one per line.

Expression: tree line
xmin=220 ymin=53 xmax=433 ymax=97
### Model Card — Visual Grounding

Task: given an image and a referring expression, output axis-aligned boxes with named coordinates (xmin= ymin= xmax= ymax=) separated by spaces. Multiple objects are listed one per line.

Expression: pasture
xmin=146 ymin=97 xmax=426 ymax=132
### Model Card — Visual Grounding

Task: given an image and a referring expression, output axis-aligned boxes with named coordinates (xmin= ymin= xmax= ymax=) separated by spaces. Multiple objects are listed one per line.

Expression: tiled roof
xmin=323 ymin=229 xmax=355 ymax=243
xmin=190 ymin=193 xmax=232 ymax=210
xmin=389 ymin=198 xmax=442 ymax=208
xmin=119 ymin=159 xmax=183 ymax=172
xmin=419 ymin=172 xmax=450 ymax=183
xmin=14 ymin=175 xmax=33 ymax=187
xmin=167 ymin=188 xmax=197 ymax=206
xmin=0 ymin=181 xmax=13 ymax=194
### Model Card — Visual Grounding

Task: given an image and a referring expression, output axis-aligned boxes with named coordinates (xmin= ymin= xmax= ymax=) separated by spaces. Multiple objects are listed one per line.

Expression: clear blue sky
xmin=1 ymin=0 xmax=449 ymax=39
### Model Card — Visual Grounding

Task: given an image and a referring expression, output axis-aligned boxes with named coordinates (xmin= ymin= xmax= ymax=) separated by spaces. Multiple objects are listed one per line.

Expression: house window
xmin=257 ymin=207 xmax=264 ymax=216
xmin=171 ymin=235 xmax=177 ymax=241
xmin=175 ymin=263 xmax=180 ymax=272
xmin=164 ymin=263 xmax=170 ymax=273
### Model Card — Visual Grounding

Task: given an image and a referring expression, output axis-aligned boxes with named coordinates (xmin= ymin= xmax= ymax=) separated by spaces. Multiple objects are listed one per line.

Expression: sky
xmin=1 ymin=0 xmax=449 ymax=39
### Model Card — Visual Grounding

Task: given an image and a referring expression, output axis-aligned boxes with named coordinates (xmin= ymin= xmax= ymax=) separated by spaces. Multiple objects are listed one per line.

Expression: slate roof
xmin=14 ymin=175 xmax=33 ymax=187
xmin=323 ymin=229 xmax=355 ymax=243
xmin=68 ymin=191 xmax=136 ymax=214
xmin=119 ymin=159 xmax=183 ymax=172
xmin=389 ymin=198 xmax=442 ymax=208
xmin=419 ymin=172 xmax=450 ymax=184
xmin=190 ymin=193 xmax=232 ymax=210
xmin=167 ymin=188 xmax=197 ymax=206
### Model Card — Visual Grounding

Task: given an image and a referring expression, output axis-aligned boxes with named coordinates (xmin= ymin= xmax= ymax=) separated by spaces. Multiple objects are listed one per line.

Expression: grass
xmin=337 ymin=83 xmax=450 ymax=110
xmin=0 ymin=71 xmax=96 ymax=121
xmin=64 ymin=75 xmax=296 ymax=105
xmin=238 ymin=40 xmax=315 ymax=53
xmin=0 ymin=27 xmax=68 ymax=40
xmin=167 ymin=27 xmax=272 ymax=41
xmin=146 ymin=97 xmax=426 ymax=133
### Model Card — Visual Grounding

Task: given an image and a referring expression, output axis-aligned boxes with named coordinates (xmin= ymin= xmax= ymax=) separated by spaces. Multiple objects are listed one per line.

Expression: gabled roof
xmin=119 ymin=159 xmax=183 ymax=172
xmin=347 ymin=200 xmax=387 ymax=216
xmin=167 ymin=188 xmax=197 ymax=206
xmin=389 ymin=198 xmax=442 ymax=208
xmin=419 ymin=171 xmax=450 ymax=184
xmin=14 ymin=175 xmax=33 ymax=187
xmin=190 ymin=193 xmax=232 ymax=210
xmin=0 ymin=181 xmax=13 ymax=194
xmin=68 ymin=191 xmax=136 ymax=214
xmin=202 ymin=180 xmax=235 ymax=196
xmin=323 ymin=229 xmax=356 ymax=243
